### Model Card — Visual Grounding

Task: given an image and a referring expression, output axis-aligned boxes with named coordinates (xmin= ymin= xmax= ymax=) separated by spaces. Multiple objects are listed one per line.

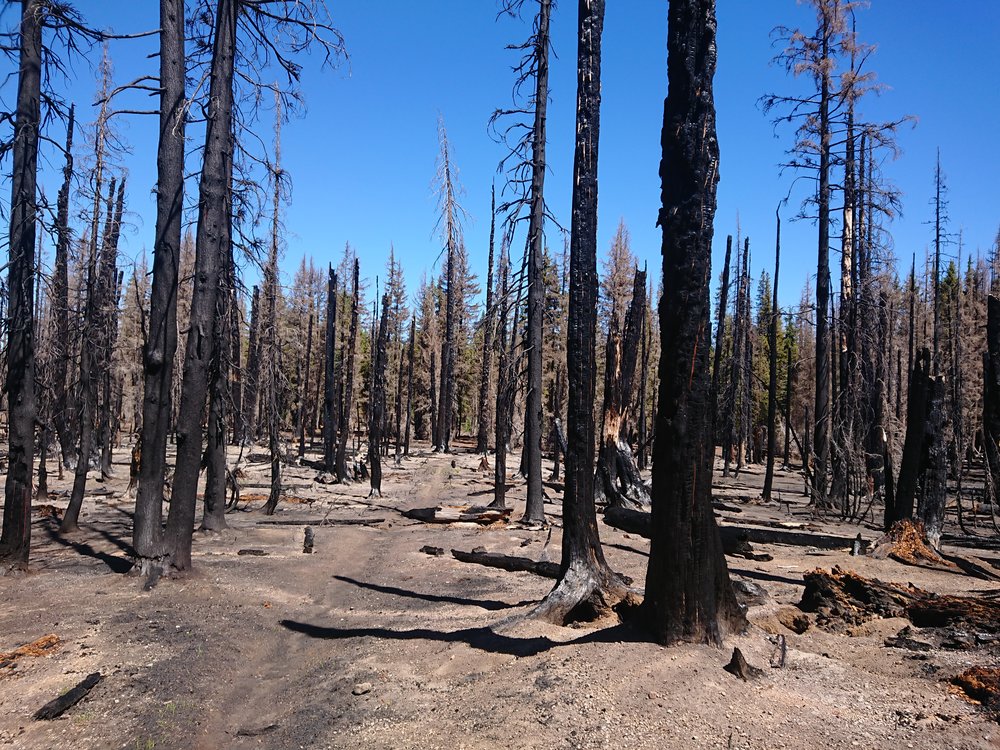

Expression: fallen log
xmin=451 ymin=548 xmax=560 ymax=579
xmin=603 ymin=506 xmax=827 ymax=558
xmin=255 ymin=518 xmax=385 ymax=527
xmin=34 ymin=672 xmax=102 ymax=720
xmin=403 ymin=505 xmax=511 ymax=525
xmin=800 ymin=566 xmax=1000 ymax=634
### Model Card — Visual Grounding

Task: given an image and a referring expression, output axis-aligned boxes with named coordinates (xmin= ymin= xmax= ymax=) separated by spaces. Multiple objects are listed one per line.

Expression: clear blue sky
xmin=7 ymin=1 xmax=1000 ymax=312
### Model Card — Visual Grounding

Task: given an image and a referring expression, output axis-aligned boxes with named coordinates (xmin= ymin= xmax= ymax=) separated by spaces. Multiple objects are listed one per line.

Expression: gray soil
xmin=1 ymin=441 xmax=997 ymax=749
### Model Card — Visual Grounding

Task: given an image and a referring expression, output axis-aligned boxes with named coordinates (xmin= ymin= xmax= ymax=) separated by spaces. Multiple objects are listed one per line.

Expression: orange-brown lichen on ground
xmin=871 ymin=520 xmax=953 ymax=568
xmin=0 ymin=635 xmax=60 ymax=670
xmin=951 ymin=667 xmax=1000 ymax=716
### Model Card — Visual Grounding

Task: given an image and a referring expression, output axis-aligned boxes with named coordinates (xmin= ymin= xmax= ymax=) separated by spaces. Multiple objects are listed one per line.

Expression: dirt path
xmin=1 ymin=442 xmax=997 ymax=749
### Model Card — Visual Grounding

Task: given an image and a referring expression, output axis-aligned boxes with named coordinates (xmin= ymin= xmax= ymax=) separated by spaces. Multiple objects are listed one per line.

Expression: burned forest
xmin=1 ymin=1 xmax=999 ymax=748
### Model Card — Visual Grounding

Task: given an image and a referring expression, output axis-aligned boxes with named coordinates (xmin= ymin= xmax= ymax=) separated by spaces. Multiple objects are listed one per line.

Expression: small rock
xmin=352 ymin=682 xmax=372 ymax=696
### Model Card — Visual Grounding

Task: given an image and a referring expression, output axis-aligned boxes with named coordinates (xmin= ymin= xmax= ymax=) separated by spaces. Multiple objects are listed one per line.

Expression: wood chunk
xmin=870 ymin=520 xmax=951 ymax=569
xmin=907 ymin=595 xmax=1000 ymax=633
xmin=800 ymin=566 xmax=922 ymax=631
xmin=0 ymin=634 xmax=60 ymax=669
xmin=951 ymin=667 xmax=1000 ymax=714
xmin=303 ymin=527 xmax=314 ymax=554
xmin=237 ymin=549 xmax=268 ymax=557
xmin=884 ymin=626 xmax=933 ymax=652
xmin=723 ymin=648 xmax=762 ymax=680
xmin=419 ymin=545 xmax=445 ymax=557
xmin=776 ymin=606 xmax=810 ymax=634
xmin=34 ymin=672 xmax=102 ymax=720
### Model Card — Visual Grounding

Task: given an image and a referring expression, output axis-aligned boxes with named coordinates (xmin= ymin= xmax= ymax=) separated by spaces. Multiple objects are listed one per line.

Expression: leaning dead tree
xmin=642 ymin=0 xmax=747 ymax=645
xmin=596 ymin=267 xmax=650 ymax=510
xmin=530 ymin=0 xmax=630 ymax=624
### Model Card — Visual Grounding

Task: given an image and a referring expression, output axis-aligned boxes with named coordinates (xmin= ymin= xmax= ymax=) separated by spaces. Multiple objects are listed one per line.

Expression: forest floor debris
xmin=1 ymin=442 xmax=998 ymax=748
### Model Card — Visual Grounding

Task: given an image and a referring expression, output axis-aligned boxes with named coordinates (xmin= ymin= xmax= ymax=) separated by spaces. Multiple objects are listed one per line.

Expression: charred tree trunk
xmin=476 ymin=184 xmax=497 ymax=455
xmin=762 ymin=209 xmax=781 ymax=501
xmin=201 ymin=238 xmax=233 ymax=532
xmin=369 ymin=295 xmax=389 ymax=497
xmin=491 ymin=246 xmax=512 ymax=510
xmin=297 ymin=313 xmax=313 ymax=459
xmin=891 ymin=348 xmax=932 ymax=528
xmin=643 ymin=0 xmax=746 ymax=645
xmin=132 ymin=0 xmax=186 ymax=574
xmin=984 ymin=296 xmax=1000 ymax=517
xmin=918 ymin=376 xmax=948 ymax=548
xmin=335 ymin=258 xmax=359 ymax=482
xmin=531 ymin=0 xmax=628 ymax=624
xmin=522 ymin=0 xmax=552 ymax=526
xmin=429 ymin=348 xmax=438 ymax=448
xmin=53 ymin=104 xmax=74 ymax=469
xmin=783 ymin=344 xmax=793 ymax=467
xmin=242 ymin=286 xmax=261 ymax=443
xmin=637 ymin=288 xmax=650 ymax=471
xmin=322 ymin=267 xmax=338 ymax=472
xmin=596 ymin=269 xmax=650 ymax=510
xmin=0 ymin=0 xmax=41 ymax=566
xmin=163 ymin=0 xmax=237 ymax=570
xmin=99 ymin=179 xmax=126 ymax=479
xmin=403 ymin=316 xmax=415 ymax=456
xmin=710 ymin=234 xmax=732 ymax=442
xmin=61 ymin=235 xmax=100 ymax=534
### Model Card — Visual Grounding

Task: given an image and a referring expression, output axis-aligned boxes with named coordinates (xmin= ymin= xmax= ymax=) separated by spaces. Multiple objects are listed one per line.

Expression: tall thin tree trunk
xmin=133 ymin=0 xmax=186 ymax=574
xmin=53 ymin=104 xmax=75 ymax=469
xmin=323 ymin=267 xmax=338 ymax=472
xmin=163 ymin=0 xmax=237 ymax=570
xmin=298 ymin=313 xmax=314 ymax=458
xmin=476 ymin=184 xmax=497 ymax=455
xmin=522 ymin=0 xmax=552 ymax=526
xmin=403 ymin=315 xmax=415 ymax=456
xmin=762 ymin=208 xmax=781 ymax=501
xmin=335 ymin=259 xmax=359 ymax=482
xmin=710 ymin=234 xmax=733 ymax=441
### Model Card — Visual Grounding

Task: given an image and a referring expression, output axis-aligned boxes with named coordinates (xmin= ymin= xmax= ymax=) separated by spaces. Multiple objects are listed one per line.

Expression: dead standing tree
xmin=432 ymin=120 xmax=466 ymax=454
xmin=0 ymin=0 xmax=43 ymax=567
xmin=476 ymin=184 xmax=498 ymax=455
xmin=133 ymin=0 xmax=186 ymax=575
xmin=529 ymin=0 xmax=630 ymax=624
xmin=336 ymin=258 xmax=360 ymax=483
xmin=368 ymin=294 xmax=390 ymax=497
xmin=493 ymin=0 xmax=552 ymax=526
xmin=322 ymin=266 xmax=338 ymax=472
xmin=642 ymin=0 xmax=747 ymax=645
xmin=596 ymin=268 xmax=650 ymax=510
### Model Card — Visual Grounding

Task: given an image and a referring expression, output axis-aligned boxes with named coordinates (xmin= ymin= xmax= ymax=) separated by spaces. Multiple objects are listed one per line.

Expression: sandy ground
xmin=1 ymin=439 xmax=998 ymax=749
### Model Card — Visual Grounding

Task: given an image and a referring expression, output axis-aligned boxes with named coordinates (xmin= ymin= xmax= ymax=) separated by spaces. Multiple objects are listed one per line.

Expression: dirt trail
xmin=1 ymin=442 xmax=998 ymax=749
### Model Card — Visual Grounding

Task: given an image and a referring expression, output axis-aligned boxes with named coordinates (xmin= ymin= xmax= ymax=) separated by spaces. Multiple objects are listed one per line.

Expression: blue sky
xmin=7 ymin=1 xmax=1000 ymax=312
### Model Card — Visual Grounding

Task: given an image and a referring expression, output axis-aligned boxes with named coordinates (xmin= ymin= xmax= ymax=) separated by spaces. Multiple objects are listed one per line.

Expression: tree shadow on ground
xmin=728 ymin=567 xmax=804 ymax=587
xmin=40 ymin=520 xmax=134 ymax=574
xmin=279 ymin=617 xmax=650 ymax=658
xmin=332 ymin=574 xmax=537 ymax=612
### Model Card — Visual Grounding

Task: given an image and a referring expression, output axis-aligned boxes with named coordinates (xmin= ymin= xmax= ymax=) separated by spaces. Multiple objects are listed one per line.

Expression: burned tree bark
xmin=298 ymin=313 xmax=314 ymax=458
xmin=530 ymin=0 xmax=629 ymax=624
xmin=164 ymin=0 xmax=237 ymax=571
xmin=52 ymin=104 xmax=74 ymax=469
xmin=132 ymin=0 xmax=186 ymax=574
xmin=642 ymin=0 xmax=747 ymax=645
xmin=710 ymin=233 xmax=732 ymax=441
xmin=762 ymin=208 xmax=781 ymax=501
xmin=596 ymin=268 xmax=650 ymax=510
xmin=491 ymin=244 xmax=513 ymax=510
xmin=521 ymin=0 xmax=552 ymax=527
xmin=369 ymin=295 xmax=389 ymax=497
xmin=242 ymin=286 xmax=261 ymax=442
xmin=323 ymin=267 xmax=338 ymax=472
xmin=0 ymin=0 xmax=42 ymax=566
xmin=890 ymin=348 xmax=934 ymax=529
xmin=476 ymin=184 xmax=498 ymax=455
xmin=403 ymin=315 xmax=415 ymax=456
xmin=335 ymin=258 xmax=360 ymax=483
xmin=984 ymin=296 xmax=1000 ymax=518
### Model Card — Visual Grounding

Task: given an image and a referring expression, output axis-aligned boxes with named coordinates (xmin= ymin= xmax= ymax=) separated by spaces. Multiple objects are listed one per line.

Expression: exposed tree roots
xmin=528 ymin=561 xmax=638 ymax=626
